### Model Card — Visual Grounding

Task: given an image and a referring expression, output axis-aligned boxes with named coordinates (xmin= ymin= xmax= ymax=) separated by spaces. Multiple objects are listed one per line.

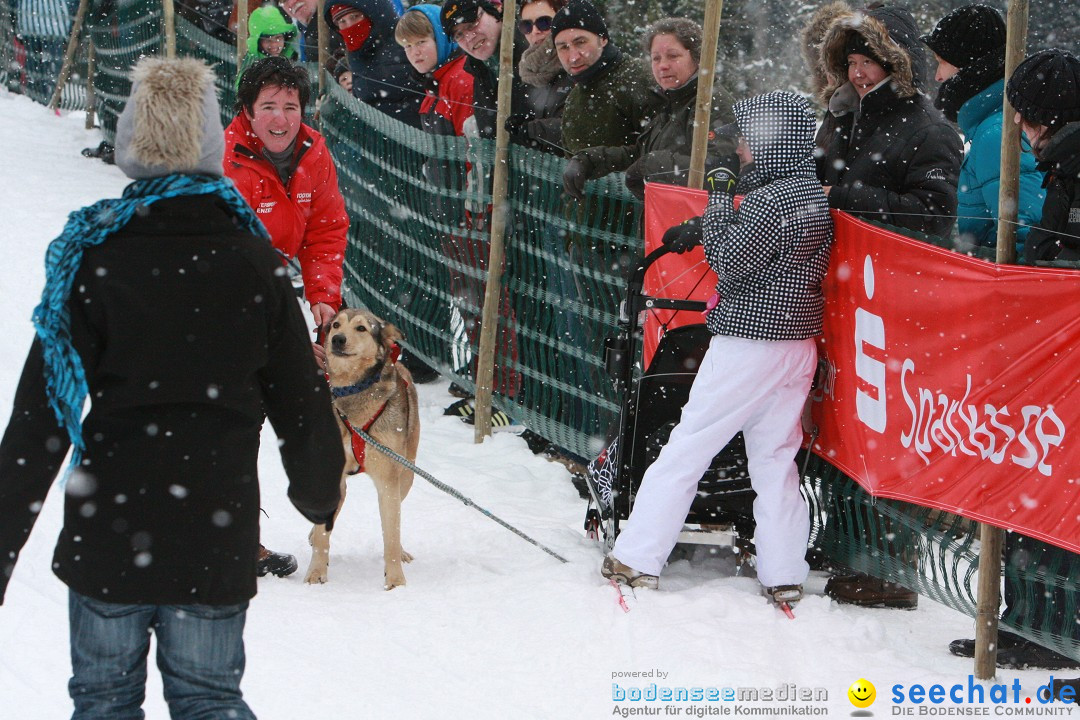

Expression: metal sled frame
xmin=602 ymin=247 xmax=756 ymax=555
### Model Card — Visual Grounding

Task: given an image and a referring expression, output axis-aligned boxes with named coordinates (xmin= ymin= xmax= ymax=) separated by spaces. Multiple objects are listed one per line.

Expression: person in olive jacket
xmin=1007 ymin=49 xmax=1080 ymax=263
xmin=0 ymin=58 xmax=343 ymax=718
xmin=564 ymin=17 xmax=737 ymax=200
xmin=554 ymin=0 xmax=662 ymax=197
xmin=803 ymin=2 xmax=962 ymax=238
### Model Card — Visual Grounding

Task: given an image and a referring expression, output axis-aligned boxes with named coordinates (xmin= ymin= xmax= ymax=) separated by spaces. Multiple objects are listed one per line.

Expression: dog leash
xmin=349 ymin=423 xmax=569 ymax=565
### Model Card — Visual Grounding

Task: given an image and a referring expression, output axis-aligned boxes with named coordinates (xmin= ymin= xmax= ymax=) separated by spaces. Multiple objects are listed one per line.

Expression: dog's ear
xmin=379 ymin=321 xmax=403 ymax=350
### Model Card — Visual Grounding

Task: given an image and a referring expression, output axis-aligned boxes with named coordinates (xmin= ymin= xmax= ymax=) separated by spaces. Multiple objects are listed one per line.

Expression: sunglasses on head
xmin=518 ymin=16 xmax=552 ymax=34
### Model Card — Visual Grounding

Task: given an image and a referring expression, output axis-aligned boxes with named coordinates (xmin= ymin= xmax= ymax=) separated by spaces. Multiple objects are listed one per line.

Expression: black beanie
xmin=440 ymin=0 xmax=501 ymax=39
xmin=922 ymin=4 xmax=1005 ymax=68
xmin=549 ymin=0 xmax=608 ymax=42
xmin=1007 ymin=49 xmax=1080 ymax=128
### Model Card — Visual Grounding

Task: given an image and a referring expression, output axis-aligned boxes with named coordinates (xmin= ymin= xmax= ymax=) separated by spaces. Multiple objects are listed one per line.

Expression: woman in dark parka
xmin=804 ymin=2 xmax=963 ymax=238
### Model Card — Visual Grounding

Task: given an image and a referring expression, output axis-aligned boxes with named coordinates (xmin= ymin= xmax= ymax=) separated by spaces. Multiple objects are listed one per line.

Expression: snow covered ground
xmin=0 ymin=91 xmax=1071 ymax=719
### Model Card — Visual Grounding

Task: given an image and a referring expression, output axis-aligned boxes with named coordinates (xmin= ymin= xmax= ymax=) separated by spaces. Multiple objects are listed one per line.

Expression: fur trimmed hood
xmin=803 ymin=2 xmax=926 ymax=107
xmin=114 ymin=57 xmax=225 ymax=179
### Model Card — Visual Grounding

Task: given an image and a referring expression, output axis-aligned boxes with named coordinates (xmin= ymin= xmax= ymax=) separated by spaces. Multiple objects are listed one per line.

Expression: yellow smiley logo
xmin=847 ymin=678 xmax=876 ymax=708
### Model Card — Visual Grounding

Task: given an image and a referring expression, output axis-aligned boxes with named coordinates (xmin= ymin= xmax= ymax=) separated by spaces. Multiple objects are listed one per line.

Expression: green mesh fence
xmin=88 ymin=0 xmax=161 ymax=142
xmin=2 ymin=0 xmax=87 ymax=108
xmin=4 ymin=5 xmax=1079 ymax=662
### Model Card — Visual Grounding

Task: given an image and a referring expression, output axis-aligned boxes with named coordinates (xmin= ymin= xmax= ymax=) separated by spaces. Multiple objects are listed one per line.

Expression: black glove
xmin=504 ymin=113 xmax=532 ymax=143
xmin=704 ymin=154 xmax=740 ymax=196
xmin=661 ymin=216 xmax=703 ymax=254
xmin=563 ymin=155 xmax=591 ymax=201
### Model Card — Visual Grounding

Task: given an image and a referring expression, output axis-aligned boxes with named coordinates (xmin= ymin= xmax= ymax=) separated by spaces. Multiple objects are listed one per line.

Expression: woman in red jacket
xmin=225 ymin=56 xmax=349 ymax=577
xmin=225 ymin=57 xmax=349 ymax=333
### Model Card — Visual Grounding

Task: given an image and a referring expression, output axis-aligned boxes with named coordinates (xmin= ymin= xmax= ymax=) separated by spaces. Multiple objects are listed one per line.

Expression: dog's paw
xmin=384 ymin=573 xmax=407 ymax=590
xmin=401 ymin=550 xmax=414 ymax=564
xmin=304 ymin=567 xmax=329 ymax=584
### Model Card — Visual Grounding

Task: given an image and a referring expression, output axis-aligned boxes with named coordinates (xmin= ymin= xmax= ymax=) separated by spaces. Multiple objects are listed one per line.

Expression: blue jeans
xmin=68 ymin=590 xmax=255 ymax=720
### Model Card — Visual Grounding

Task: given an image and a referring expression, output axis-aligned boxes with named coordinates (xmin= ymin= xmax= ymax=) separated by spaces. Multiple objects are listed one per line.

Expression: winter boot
xmin=447 ymin=382 xmax=473 ymax=399
xmin=825 ymin=572 xmax=918 ymax=609
xmin=443 ymin=397 xmax=475 ymax=418
xmin=462 ymin=408 xmax=523 ymax=434
xmin=257 ymin=545 xmax=298 ymax=578
xmin=601 ymin=555 xmax=658 ymax=590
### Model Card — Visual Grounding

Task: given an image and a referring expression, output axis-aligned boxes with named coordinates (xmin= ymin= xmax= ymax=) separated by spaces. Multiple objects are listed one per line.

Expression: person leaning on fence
xmin=553 ymin=0 xmax=660 ymax=171
xmin=0 ymin=57 xmax=344 ymax=719
xmin=236 ymin=5 xmax=300 ymax=89
xmin=436 ymin=0 xmax=526 ymax=430
xmin=1007 ymin=49 xmax=1080 ymax=263
xmin=561 ymin=17 xmax=737 ymax=202
xmin=923 ymin=4 xmax=1045 ymax=256
xmin=324 ymin=0 xmax=424 ymax=127
xmin=396 ymin=4 xmax=474 ymax=138
xmin=602 ymin=91 xmax=833 ymax=606
xmin=803 ymin=2 xmax=962 ymax=239
xmin=504 ymin=0 xmax=572 ymax=154
xmin=440 ymin=0 xmax=532 ymax=140
xmin=280 ymin=0 xmax=344 ymax=63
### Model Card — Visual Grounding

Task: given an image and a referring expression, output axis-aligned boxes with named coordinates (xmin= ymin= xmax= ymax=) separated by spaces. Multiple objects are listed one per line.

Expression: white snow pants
xmin=612 ymin=334 xmax=817 ymax=587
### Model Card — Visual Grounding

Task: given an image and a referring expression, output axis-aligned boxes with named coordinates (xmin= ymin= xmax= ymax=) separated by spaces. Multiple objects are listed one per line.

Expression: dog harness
xmin=332 ymin=344 xmax=406 ymax=475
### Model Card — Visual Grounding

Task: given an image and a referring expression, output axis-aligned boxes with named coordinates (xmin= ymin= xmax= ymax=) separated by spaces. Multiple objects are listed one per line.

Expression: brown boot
xmin=825 ymin=572 xmax=917 ymax=609
xmin=257 ymin=544 xmax=298 ymax=578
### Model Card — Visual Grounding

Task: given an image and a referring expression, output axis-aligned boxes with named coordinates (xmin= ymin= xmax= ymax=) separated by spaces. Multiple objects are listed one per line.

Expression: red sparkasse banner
xmin=644 ymin=182 xmax=1080 ymax=554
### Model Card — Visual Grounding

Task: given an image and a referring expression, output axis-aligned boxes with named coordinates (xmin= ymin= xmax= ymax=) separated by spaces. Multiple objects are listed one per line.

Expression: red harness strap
xmin=338 ymin=344 xmax=406 ymax=475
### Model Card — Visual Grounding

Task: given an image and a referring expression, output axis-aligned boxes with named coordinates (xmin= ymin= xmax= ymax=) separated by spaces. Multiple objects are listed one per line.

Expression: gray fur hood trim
xmin=803 ymin=2 xmax=922 ymax=107
xmin=115 ymin=57 xmax=225 ymax=179
xmin=519 ymin=35 xmax=565 ymax=87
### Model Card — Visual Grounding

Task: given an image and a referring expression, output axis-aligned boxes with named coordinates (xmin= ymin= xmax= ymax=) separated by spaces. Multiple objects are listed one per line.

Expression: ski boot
xmin=601 ymin=555 xmax=659 ymax=590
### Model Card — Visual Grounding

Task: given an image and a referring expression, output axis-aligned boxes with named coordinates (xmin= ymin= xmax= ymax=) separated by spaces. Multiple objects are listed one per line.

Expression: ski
xmin=610 ymin=578 xmax=632 ymax=613
xmin=778 ymin=602 xmax=796 ymax=619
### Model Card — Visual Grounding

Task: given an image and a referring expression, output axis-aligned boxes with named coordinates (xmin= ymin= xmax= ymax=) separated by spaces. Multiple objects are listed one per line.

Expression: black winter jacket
xmin=805 ymin=2 xmax=961 ymax=238
xmin=0 ymin=195 xmax=344 ymax=606
xmin=324 ymin=0 xmax=423 ymax=128
xmin=1026 ymin=122 xmax=1080 ymax=263
xmin=518 ymin=35 xmax=573 ymax=154
xmin=816 ymin=83 xmax=962 ymax=237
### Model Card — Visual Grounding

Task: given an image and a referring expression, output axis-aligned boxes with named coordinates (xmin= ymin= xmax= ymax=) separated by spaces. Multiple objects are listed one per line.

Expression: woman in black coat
xmin=803 ymin=2 xmax=962 ymax=238
xmin=510 ymin=0 xmax=573 ymax=153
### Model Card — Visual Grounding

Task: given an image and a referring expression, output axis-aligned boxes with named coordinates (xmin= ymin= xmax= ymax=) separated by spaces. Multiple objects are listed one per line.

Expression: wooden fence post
xmin=47 ymin=0 xmax=90 ymax=111
xmin=85 ymin=39 xmax=95 ymax=129
xmin=975 ymin=0 xmax=1030 ymax=681
xmin=163 ymin=0 xmax=176 ymax=58
xmin=687 ymin=0 xmax=725 ymax=189
xmin=473 ymin=0 xmax=518 ymax=441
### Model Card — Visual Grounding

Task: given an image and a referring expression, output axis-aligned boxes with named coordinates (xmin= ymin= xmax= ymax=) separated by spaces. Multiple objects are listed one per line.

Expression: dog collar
xmin=328 ymin=343 xmax=403 ymax=400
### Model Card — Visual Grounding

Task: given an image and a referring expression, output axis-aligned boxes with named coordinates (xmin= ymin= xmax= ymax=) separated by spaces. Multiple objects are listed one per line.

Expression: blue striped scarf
xmin=32 ymin=173 xmax=269 ymax=480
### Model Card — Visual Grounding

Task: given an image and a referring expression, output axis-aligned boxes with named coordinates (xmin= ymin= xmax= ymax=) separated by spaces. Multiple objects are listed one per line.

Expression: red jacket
xmin=224 ymin=114 xmax=349 ymax=309
xmin=419 ymin=53 xmax=474 ymax=137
